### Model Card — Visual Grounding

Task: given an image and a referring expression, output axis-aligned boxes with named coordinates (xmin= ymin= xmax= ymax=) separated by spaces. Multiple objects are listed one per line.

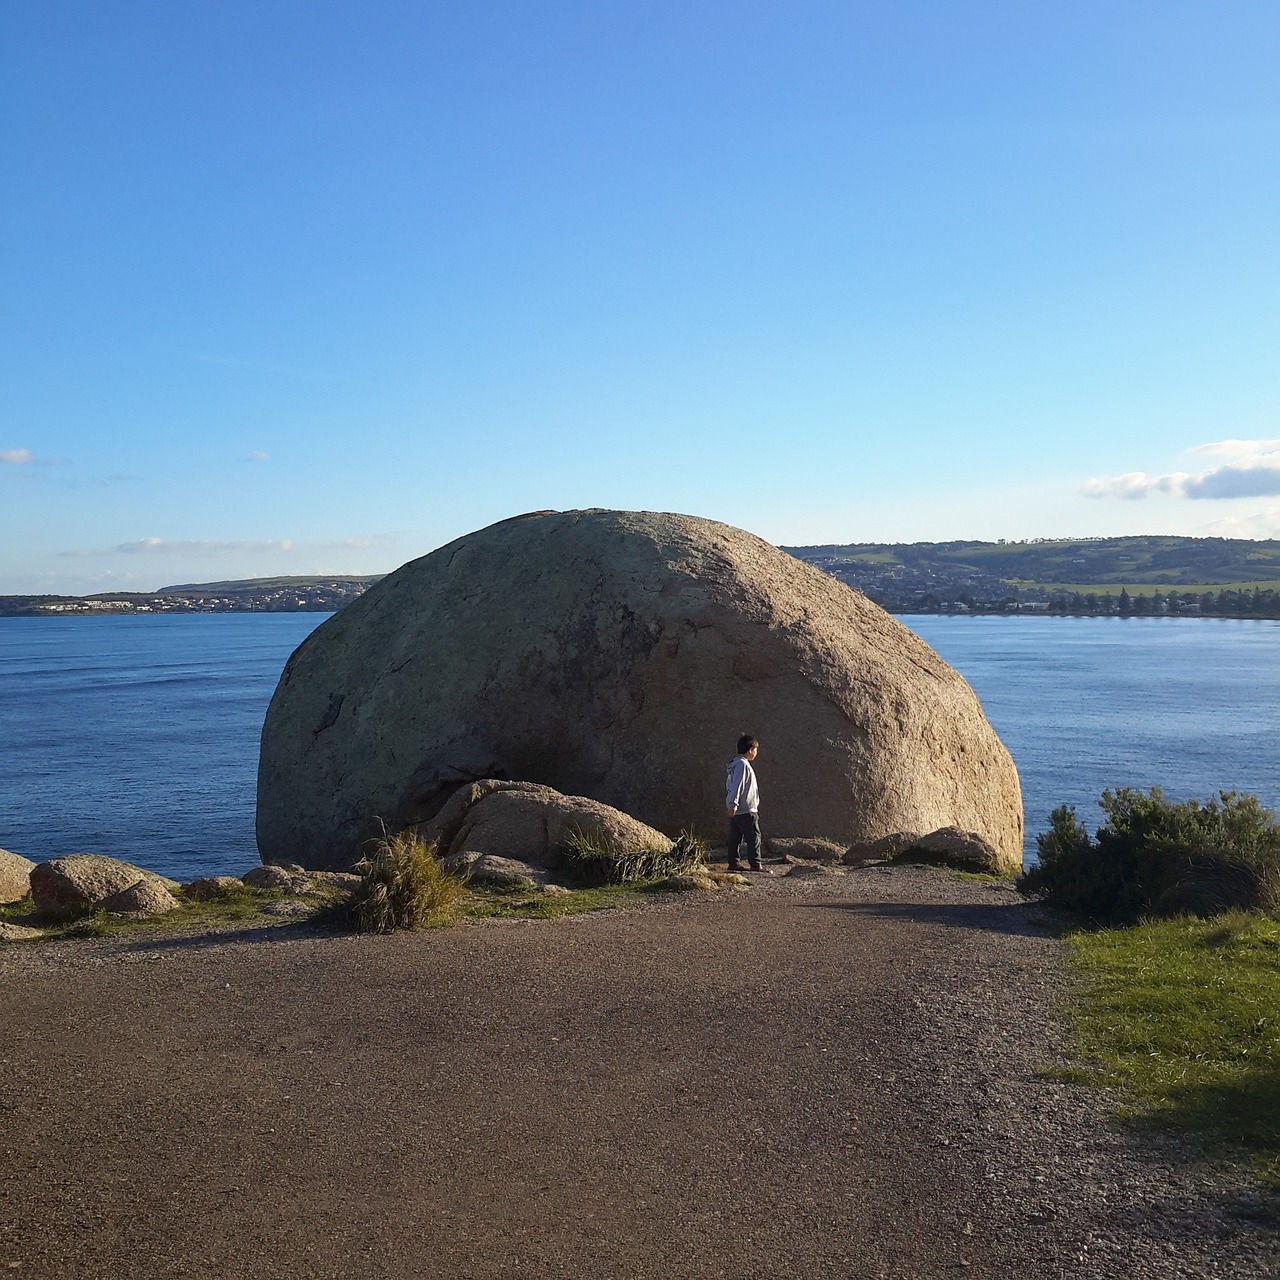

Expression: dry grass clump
xmin=350 ymin=827 xmax=464 ymax=933
xmin=560 ymin=828 xmax=707 ymax=886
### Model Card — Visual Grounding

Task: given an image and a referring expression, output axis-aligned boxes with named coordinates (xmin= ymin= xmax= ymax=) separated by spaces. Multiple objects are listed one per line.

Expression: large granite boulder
xmin=29 ymin=855 xmax=179 ymax=921
xmin=257 ymin=509 xmax=1023 ymax=872
xmin=421 ymin=779 xmax=672 ymax=868
xmin=0 ymin=849 xmax=35 ymax=904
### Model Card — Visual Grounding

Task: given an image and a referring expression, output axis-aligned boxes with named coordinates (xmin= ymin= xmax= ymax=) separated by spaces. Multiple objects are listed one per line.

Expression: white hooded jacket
xmin=725 ymin=755 xmax=760 ymax=815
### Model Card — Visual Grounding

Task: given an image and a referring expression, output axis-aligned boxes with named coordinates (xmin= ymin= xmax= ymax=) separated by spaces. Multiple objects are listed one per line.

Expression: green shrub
xmin=1019 ymin=788 xmax=1280 ymax=925
xmin=349 ymin=827 xmax=464 ymax=933
xmin=560 ymin=828 xmax=707 ymax=886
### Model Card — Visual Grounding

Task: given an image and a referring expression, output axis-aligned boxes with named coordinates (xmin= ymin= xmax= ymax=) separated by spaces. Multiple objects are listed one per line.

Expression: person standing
xmin=725 ymin=734 xmax=772 ymax=874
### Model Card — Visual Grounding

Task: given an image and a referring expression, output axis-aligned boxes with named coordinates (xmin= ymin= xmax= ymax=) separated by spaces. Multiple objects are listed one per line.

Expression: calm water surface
xmin=0 ymin=613 xmax=1276 ymax=881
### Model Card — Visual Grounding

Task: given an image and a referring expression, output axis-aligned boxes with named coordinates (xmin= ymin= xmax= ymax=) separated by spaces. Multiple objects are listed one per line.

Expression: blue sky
xmin=2 ymin=1 xmax=1278 ymax=594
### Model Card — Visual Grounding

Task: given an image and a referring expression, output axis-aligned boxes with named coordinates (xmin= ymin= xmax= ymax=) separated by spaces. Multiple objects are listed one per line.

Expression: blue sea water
xmin=0 ymin=613 xmax=1277 ymax=881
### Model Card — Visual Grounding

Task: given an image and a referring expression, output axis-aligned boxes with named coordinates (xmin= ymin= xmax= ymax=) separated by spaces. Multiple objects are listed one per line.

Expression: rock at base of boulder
xmin=422 ymin=780 xmax=672 ymax=869
xmin=101 ymin=879 xmax=181 ymax=917
xmin=183 ymin=876 xmax=246 ymax=902
xmin=541 ymin=884 xmax=573 ymax=898
xmin=843 ymin=833 xmax=923 ymax=865
xmin=0 ymin=849 xmax=35 ymax=905
xmin=893 ymin=827 xmax=1009 ymax=875
xmin=767 ymin=837 xmax=846 ymax=864
xmin=447 ymin=852 xmax=542 ymax=888
xmin=242 ymin=866 xmax=315 ymax=894
xmin=0 ymin=921 xmax=45 ymax=943
xmin=30 ymin=855 xmax=180 ymax=921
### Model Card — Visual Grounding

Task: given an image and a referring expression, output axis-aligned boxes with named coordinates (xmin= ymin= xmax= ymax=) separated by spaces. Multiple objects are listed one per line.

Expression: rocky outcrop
xmin=101 ymin=879 xmax=180 ymax=917
xmin=242 ymin=865 xmax=315 ymax=894
xmin=894 ymin=827 xmax=1006 ymax=874
xmin=420 ymin=779 xmax=672 ymax=869
xmin=0 ymin=849 xmax=35 ymax=904
xmin=257 ymin=509 xmax=1023 ymax=872
xmin=29 ymin=855 xmax=180 ymax=921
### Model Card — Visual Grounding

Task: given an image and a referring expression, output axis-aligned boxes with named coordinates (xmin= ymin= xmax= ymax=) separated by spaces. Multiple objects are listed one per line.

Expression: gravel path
xmin=2 ymin=866 xmax=1276 ymax=1279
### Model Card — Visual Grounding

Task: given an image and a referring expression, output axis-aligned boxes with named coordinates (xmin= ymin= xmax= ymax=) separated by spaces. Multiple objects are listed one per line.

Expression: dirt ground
xmin=2 ymin=866 xmax=1276 ymax=1279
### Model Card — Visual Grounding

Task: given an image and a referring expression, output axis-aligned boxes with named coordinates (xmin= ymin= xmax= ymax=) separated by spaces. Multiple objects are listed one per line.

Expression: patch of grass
xmin=350 ymin=828 xmax=464 ymax=933
xmin=0 ymin=893 xmax=36 ymax=923
xmin=559 ymin=828 xmax=707 ymax=887
xmin=461 ymin=882 xmax=641 ymax=921
xmin=946 ymin=869 xmax=1006 ymax=883
xmin=1066 ymin=912 xmax=1280 ymax=1189
xmin=4 ymin=885 xmax=318 ymax=940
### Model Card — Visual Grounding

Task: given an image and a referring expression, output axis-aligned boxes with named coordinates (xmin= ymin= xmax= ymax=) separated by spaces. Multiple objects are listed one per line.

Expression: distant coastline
xmin=0 ymin=576 xmax=378 ymax=617
xmin=785 ymin=534 xmax=1280 ymax=619
xmin=5 ymin=534 xmax=1280 ymax=619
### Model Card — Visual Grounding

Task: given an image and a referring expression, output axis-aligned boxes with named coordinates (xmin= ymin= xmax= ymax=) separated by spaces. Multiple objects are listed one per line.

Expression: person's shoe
xmin=748 ymin=865 xmax=774 ymax=875
xmin=726 ymin=864 xmax=745 ymax=873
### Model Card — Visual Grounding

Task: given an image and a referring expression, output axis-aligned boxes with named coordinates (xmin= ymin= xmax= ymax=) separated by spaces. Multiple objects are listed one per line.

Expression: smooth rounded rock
xmin=101 ymin=878 xmax=180 ymax=917
xmin=257 ymin=509 xmax=1023 ymax=872
xmin=0 ymin=848 xmax=35 ymax=905
xmin=30 ymin=855 xmax=179 ymax=921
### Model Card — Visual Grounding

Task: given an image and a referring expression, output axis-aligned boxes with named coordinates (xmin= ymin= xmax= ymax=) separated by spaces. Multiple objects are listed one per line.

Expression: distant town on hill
xmin=3 ymin=535 xmax=1279 ymax=618
xmin=782 ymin=535 xmax=1280 ymax=617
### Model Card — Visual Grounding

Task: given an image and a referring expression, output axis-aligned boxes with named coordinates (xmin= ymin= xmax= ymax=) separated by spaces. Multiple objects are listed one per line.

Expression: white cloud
xmin=62 ymin=537 xmax=296 ymax=558
xmin=1081 ymin=470 xmax=1189 ymax=500
xmin=2 ymin=448 xmax=65 ymax=466
xmin=245 ymin=450 xmax=270 ymax=462
xmin=1083 ymin=439 xmax=1280 ymax=501
xmin=1201 ymin=506 xmax=1280 ymax=539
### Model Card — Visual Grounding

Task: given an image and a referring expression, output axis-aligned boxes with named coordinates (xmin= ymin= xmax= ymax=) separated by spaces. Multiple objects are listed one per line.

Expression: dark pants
xmin=727 ymin=812 xmax=762 ymax=869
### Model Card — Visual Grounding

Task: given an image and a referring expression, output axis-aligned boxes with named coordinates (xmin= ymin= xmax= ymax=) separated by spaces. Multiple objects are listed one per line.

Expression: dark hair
xmin=736 ymin=734 xmax=758 ymax=756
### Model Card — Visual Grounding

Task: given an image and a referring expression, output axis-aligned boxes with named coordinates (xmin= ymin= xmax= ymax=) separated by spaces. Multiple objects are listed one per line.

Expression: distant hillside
xmin=784 ymin=536 xmax=1280 ymax=617
xmin=7 ymin=538 xmax=1280 ymax=619
xmin=0 ymin=576 xmax=381 ymax=617
xmin=158 ymin=574 xmax=383 ymax=594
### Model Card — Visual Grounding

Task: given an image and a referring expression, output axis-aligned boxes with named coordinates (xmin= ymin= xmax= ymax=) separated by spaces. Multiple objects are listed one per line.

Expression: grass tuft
xmin=559 ymin=828 xmax=707 ymax=887
xmin=349 ymin=826 xmax=464 ymax=933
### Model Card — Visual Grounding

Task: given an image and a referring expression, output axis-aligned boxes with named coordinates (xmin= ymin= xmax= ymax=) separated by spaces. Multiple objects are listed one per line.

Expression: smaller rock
xmin=843 ymin=832 xmax=922 ymax=865
xmin=785 ymin=863 xmax=842 ymax=877
xmin=101 ymin=879 xmax=180 ymax=917
xmin=31 ymin=854 xmax=179 ymax=921
xmin=662 ymin=873 xmax=721 ymax=892
xmin=0 ymin=921 xmax=45 ymax=943
xmin=243 ymin=866 xmax=314 ymax=894
xmin=466 ymin=855 xmax=542 ymax=888
xmin=767 ymin=837 xmax=845 ymax=864
xmin=541 ymin=883 xmax=573 ymax=898
xmin=0 ymin=848 xmax=35 ymax=905
xmin=898 ymin=827 xmax=1002 ymax=874
xmin=707 ymin=872 xmax=750 ymax=886
xmin=183 ymin=876 xmax=245 ymax=902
